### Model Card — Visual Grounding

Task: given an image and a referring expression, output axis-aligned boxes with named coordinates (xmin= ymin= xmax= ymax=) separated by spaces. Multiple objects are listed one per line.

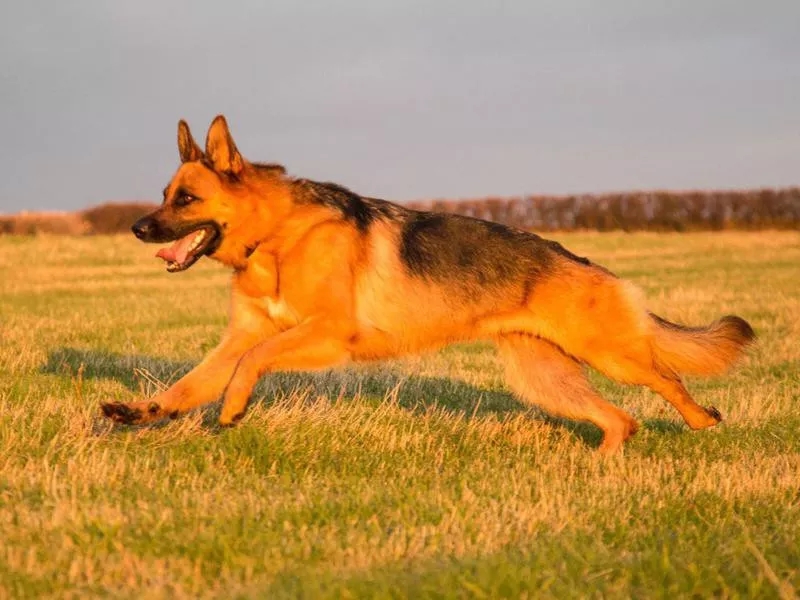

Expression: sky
xmin=1 ymin=1 xmax=798 ymax=213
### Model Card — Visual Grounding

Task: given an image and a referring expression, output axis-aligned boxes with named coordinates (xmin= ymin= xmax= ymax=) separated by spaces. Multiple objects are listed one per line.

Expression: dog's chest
xmin=261 ymin=295 xmax=299 ymax=329
xmin=236 ymin=254 xmax=299 ymax=329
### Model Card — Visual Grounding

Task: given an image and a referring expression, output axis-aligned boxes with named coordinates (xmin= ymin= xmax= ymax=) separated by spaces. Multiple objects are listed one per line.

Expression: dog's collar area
xmin=244 ymin=241 xmax=261 ymax=258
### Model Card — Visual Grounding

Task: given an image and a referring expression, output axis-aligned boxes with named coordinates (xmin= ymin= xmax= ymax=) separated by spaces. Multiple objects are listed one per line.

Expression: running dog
xmin=101 ymin=116 xmax=755 ymax=452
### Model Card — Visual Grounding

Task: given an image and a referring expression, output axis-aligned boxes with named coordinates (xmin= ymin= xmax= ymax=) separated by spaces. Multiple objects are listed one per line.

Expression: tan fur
xmin=496 ymin=333 xmax=639 ymax=452
xmin=651 ymin=316 xmax=755 ymax=376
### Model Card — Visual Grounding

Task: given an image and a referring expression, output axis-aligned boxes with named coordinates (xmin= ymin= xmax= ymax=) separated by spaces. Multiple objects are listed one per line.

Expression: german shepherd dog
xmin=101 ymin=116 xmax=755 ymax=452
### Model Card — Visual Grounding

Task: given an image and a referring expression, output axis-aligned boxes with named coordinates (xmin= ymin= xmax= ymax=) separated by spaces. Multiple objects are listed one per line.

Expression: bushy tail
xmin=650 ymin=313 xmax=755 ymax=376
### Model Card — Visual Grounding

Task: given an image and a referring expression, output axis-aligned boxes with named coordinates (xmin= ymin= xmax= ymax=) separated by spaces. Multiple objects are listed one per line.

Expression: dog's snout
xmin=132 ymin=217 xmax=155 ymax=240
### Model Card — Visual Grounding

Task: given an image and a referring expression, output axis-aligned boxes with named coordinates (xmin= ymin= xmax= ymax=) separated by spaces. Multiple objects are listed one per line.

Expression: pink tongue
xmin=156 ymin=232 xmax=196 ymax=264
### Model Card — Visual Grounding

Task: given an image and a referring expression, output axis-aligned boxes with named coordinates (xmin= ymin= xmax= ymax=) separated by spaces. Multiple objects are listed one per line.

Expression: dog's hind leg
xmin=586 ymin=352 xmax=723 ymax=431
xmin=496 ymin=332 xmax=639 ymax=453
xmin=525 ymin=267 xmax=729 ymax=431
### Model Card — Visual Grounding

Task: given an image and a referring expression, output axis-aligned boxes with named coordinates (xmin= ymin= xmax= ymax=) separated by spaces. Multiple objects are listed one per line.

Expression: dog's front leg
xmin=218 ymin=320 xmax=352 ymax=426
xmin=101 ymin=288 xmax=277 ymax=425
xmin=101 ymin=328 xmax=268 ymax=425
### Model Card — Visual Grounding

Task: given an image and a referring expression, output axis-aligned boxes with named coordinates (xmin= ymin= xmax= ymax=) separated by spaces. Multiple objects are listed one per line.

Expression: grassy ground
xmin=1 ymin=231 xmax=798 ymax=599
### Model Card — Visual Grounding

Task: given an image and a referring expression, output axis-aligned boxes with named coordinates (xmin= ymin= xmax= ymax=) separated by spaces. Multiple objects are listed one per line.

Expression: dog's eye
xmin=175 ymin=194 xmax=198 ymax=207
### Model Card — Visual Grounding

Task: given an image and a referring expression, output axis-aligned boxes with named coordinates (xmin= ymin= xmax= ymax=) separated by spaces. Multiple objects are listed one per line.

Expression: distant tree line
xmin=406 ymin=188 xmax=800 ymax=232
xmin=0 ymin=203 xmax=157 ymax=236
xmin=1 ymin=188 xmax=799 ymax=235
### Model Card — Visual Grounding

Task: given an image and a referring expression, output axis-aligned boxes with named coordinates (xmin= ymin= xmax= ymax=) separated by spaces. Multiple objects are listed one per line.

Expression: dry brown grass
xmin=0 ymin=231 xmax=798 ymax=598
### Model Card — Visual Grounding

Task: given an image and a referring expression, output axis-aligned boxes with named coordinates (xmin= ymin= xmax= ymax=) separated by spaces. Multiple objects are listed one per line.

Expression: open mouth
xmin=155 ymin=224 xmax=221 ymax=272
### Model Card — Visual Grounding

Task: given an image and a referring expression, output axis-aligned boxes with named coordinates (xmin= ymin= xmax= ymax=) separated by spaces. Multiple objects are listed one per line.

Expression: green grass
xmin=1 ymin=231 xmax=799 ymax=599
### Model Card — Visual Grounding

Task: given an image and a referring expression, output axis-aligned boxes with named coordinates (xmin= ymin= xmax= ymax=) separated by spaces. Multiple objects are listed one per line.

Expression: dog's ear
xmin=177 ymin=120 xmax=203 ymax=163
xmin=205 ymin=115 xmax=244 ymax=176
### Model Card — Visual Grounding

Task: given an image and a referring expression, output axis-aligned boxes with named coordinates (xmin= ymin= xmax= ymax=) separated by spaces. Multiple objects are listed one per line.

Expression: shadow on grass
xmin=641 ymin=419 xmax=686 ymax=434
xmin=42 ymin=347 xmax=690 ymax=450
xmin=42 ymin=347 xmax=525 ymax=417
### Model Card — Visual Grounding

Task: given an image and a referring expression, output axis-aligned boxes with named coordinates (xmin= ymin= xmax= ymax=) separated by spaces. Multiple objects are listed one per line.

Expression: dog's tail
xmin=649 ymin=313 xmax=755 ymax=376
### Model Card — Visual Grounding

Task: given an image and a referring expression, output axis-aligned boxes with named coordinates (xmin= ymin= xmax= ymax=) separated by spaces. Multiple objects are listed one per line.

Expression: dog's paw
xmin=704 ymin=405 xmax=723 ymax=422
xmin=218 ymin=411 xmax=245 ymax=428
xmin=100 ymin=402 xmax=144 ymax=425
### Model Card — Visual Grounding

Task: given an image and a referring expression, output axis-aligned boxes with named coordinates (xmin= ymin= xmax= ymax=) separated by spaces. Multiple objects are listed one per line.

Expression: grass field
xmin=1 ymin=231 xmax=798 ymax=599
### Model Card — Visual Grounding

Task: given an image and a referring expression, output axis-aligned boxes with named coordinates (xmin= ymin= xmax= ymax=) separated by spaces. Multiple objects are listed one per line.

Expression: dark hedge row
xmin=2 ymin=188 xmax=799 ymax=235
xmin=0 ymin=203 xmax=157 ymax=235
xmin=406 ymin=188 xmax=800 ymax=231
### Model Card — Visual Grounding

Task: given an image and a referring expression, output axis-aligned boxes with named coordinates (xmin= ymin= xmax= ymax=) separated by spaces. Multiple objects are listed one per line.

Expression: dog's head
xmin=132 ymin=115 xmax=281 ymax=272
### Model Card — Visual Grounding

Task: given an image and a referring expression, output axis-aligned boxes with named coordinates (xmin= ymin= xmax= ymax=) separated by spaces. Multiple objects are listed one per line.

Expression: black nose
xmin=131 ymin=217 xmax=154 ymax=240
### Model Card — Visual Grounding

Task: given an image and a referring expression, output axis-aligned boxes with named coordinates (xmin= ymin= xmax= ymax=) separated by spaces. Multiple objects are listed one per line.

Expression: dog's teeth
xmin=188 ymin=231 xmax=206 ymax=252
